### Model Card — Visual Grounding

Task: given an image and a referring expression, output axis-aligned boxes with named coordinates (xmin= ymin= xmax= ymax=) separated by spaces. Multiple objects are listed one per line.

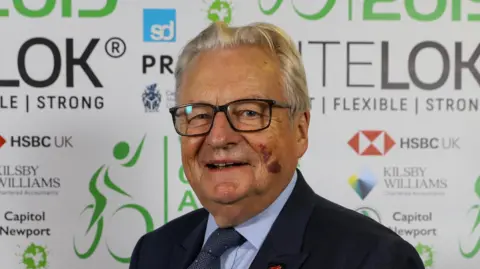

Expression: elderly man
xmin=129 ymin=22 xmax=424 ymax=269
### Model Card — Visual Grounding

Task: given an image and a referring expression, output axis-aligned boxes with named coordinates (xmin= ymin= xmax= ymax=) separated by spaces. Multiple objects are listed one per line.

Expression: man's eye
xmin=241 ymin=110 xmax=259 ymax=117
xmin=189 ymin=114 xmax=211 ymax=121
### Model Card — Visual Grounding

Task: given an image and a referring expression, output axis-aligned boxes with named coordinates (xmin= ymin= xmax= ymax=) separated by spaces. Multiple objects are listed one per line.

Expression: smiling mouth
xmin=206 ymin=162 xmax=249 ymax=170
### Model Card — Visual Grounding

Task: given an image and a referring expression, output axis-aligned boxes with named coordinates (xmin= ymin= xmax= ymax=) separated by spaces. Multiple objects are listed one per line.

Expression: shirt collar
xmin=204 ymin=170 xmax=298 ymax=250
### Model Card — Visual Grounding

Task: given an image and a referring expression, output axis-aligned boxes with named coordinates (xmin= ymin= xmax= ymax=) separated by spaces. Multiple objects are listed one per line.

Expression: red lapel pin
xmin=268 ymin=265 xmax=283 ymax=269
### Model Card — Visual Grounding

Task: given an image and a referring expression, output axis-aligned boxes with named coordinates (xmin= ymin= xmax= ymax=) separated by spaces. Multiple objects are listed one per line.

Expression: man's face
xmin=177 ymin=45 xmax=309 ymax=226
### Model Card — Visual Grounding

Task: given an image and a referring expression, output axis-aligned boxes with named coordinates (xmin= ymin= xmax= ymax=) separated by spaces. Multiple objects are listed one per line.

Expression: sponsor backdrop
xmin=0 ymin=0 xmax=479 ymax=268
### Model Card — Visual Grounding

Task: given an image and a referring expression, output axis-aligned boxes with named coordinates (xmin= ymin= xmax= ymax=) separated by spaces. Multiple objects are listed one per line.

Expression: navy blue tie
xmin=187 ymin=227 xmax=246 ymax=269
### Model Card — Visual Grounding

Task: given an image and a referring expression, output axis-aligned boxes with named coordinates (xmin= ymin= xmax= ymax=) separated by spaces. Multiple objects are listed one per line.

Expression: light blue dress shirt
xmin=203 ymin=171 xmax=298 ymax=269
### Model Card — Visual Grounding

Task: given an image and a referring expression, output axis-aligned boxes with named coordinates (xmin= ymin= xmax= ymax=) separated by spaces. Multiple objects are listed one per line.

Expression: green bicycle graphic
xmin=73 ymin=135 xmax=154 ymax=264
xmin=459 ymin=176 xmax=480 ymax=259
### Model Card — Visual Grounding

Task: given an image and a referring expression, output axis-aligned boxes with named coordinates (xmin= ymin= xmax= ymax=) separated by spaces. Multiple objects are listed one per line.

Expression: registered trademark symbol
xmin=105 ymin=37 xmax=126 ymax=58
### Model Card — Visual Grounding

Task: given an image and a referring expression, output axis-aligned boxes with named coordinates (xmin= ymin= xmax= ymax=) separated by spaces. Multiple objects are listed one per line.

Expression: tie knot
xmin=202 ymin=228 xmax=246 ymax=257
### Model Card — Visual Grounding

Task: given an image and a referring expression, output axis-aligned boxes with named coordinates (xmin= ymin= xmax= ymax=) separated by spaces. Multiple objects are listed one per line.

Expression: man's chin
xmin=210 ymin=193 xmax=246 ymax=205
xmin=207 ymin=195 xmax=251 ymax=227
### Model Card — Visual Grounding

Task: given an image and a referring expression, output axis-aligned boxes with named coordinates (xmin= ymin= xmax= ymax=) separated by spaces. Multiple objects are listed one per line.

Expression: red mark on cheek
xmin=267 ymin=161 xmax=282 ymax=174
xmin=258 ymin=144 xmax=281 ymax=173
xmin=258 ymin=144 xmax=271 ymax=163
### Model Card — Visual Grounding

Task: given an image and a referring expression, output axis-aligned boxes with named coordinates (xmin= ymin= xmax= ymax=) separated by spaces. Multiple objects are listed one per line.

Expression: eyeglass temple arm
xmin=274 ymin=102 xmax=291 ymax=108
xmin=275 ymin=97 xmax=314 ymax=109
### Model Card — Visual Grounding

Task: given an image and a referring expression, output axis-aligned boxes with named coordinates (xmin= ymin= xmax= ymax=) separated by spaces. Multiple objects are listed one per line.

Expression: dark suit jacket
xmin=129 ymin=169 xmax=425 ymax=269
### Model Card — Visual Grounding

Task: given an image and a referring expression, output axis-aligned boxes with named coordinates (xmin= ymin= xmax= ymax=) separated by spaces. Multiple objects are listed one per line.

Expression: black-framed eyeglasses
xmin=168 ymin=98 xmax=291 ymax=137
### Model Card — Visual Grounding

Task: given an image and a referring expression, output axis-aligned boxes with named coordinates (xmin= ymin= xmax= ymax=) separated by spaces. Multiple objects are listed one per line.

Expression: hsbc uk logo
xmin=0 ymin=135 xmax=6 ymax=149
xmin=348 ymin=130 xmax=395 ymax=156
xmin=348 ymin=130 xmax=460 ymax=156
xmin=0 ymin=135 xmax=72 ymax=149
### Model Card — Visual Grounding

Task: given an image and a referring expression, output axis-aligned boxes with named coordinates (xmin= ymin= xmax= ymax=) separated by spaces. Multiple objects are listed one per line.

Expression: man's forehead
xmin=195 ymin=45 xmax=276 ymax=68
xmin=181 ymin=59 xmax=279 ymax=92
xmin=179 ymin=93 xmax=273 ymax=106
xmin=176 ymin=46 xmax=284 ymax=105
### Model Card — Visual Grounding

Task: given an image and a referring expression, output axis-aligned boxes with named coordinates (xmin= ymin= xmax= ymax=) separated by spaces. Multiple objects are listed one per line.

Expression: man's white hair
xmin=174 ymin=22 xmax=311 ymax=113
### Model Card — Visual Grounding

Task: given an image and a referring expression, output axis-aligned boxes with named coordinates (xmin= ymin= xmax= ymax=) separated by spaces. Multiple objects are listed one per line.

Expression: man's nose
xmin=205 ymin=112 xmax=241 ymax=148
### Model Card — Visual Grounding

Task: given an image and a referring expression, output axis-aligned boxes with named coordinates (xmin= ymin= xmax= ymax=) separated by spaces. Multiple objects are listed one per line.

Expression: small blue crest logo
xmin=142 ymin=83 xmax=162 ymax=112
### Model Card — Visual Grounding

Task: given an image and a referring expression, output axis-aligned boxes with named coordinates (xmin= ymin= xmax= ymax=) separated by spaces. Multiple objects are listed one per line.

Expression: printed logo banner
xmin=0 ymin=0 xmax=479 ymax=268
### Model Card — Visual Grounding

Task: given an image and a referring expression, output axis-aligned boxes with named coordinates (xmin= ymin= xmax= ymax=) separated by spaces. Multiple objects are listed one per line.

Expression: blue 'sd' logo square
xmin=143 ymin=9 xmax=176 ymax=42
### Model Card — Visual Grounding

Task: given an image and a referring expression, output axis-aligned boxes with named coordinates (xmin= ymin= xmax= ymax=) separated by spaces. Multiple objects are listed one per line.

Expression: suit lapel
xmin=169 ymin=213 xmax=208 ymax=269
xmin=250 ymin=169 xmax=315 ymax=269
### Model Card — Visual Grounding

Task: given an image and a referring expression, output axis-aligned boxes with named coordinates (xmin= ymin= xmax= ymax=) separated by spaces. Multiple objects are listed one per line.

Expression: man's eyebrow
xmin=180 ymin=99 xmax=212 ymax=104
xmin=240 ymin=94 xmax=269 ymax=99
xmin=180 ymin=94 xmax=271 ymax=105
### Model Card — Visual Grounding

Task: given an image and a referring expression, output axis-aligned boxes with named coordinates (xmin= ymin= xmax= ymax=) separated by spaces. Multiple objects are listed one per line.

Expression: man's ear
xmin=296 ymin=111 xmax=310 ymax=158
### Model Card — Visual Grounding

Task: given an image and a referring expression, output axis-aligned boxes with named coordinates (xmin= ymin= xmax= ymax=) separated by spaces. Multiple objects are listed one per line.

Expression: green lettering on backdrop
xmin=178 ymin=190 xmax=199 ymax=212
xmin=362 ymin=0 xmax=480 ymax=21
xmin=0 ymin=0 xmax=117 ymax=17
xmin=405 ymin=0 xmax=446 ymax=21
xmin=363 ymin=0 xmax=401 ymax=21
xmin=13 ymin=0 xmax=55 ymax=17
xmin=462 ymin=0 xmax=480 ymax=21
xmin=178 ymin=165 xmax=199 ymax=211
xmin=258 ymin=0 xmax=335 ymax=20
xmin=164 ymin=136 xmax=199 ymax=222
xmin=260 ymin=0 xmax=480 ymax=21
xmin=178 ymin=165 xmax=188 ymax=184
xmin=78 ymin=0 xmax=117 ymax=18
